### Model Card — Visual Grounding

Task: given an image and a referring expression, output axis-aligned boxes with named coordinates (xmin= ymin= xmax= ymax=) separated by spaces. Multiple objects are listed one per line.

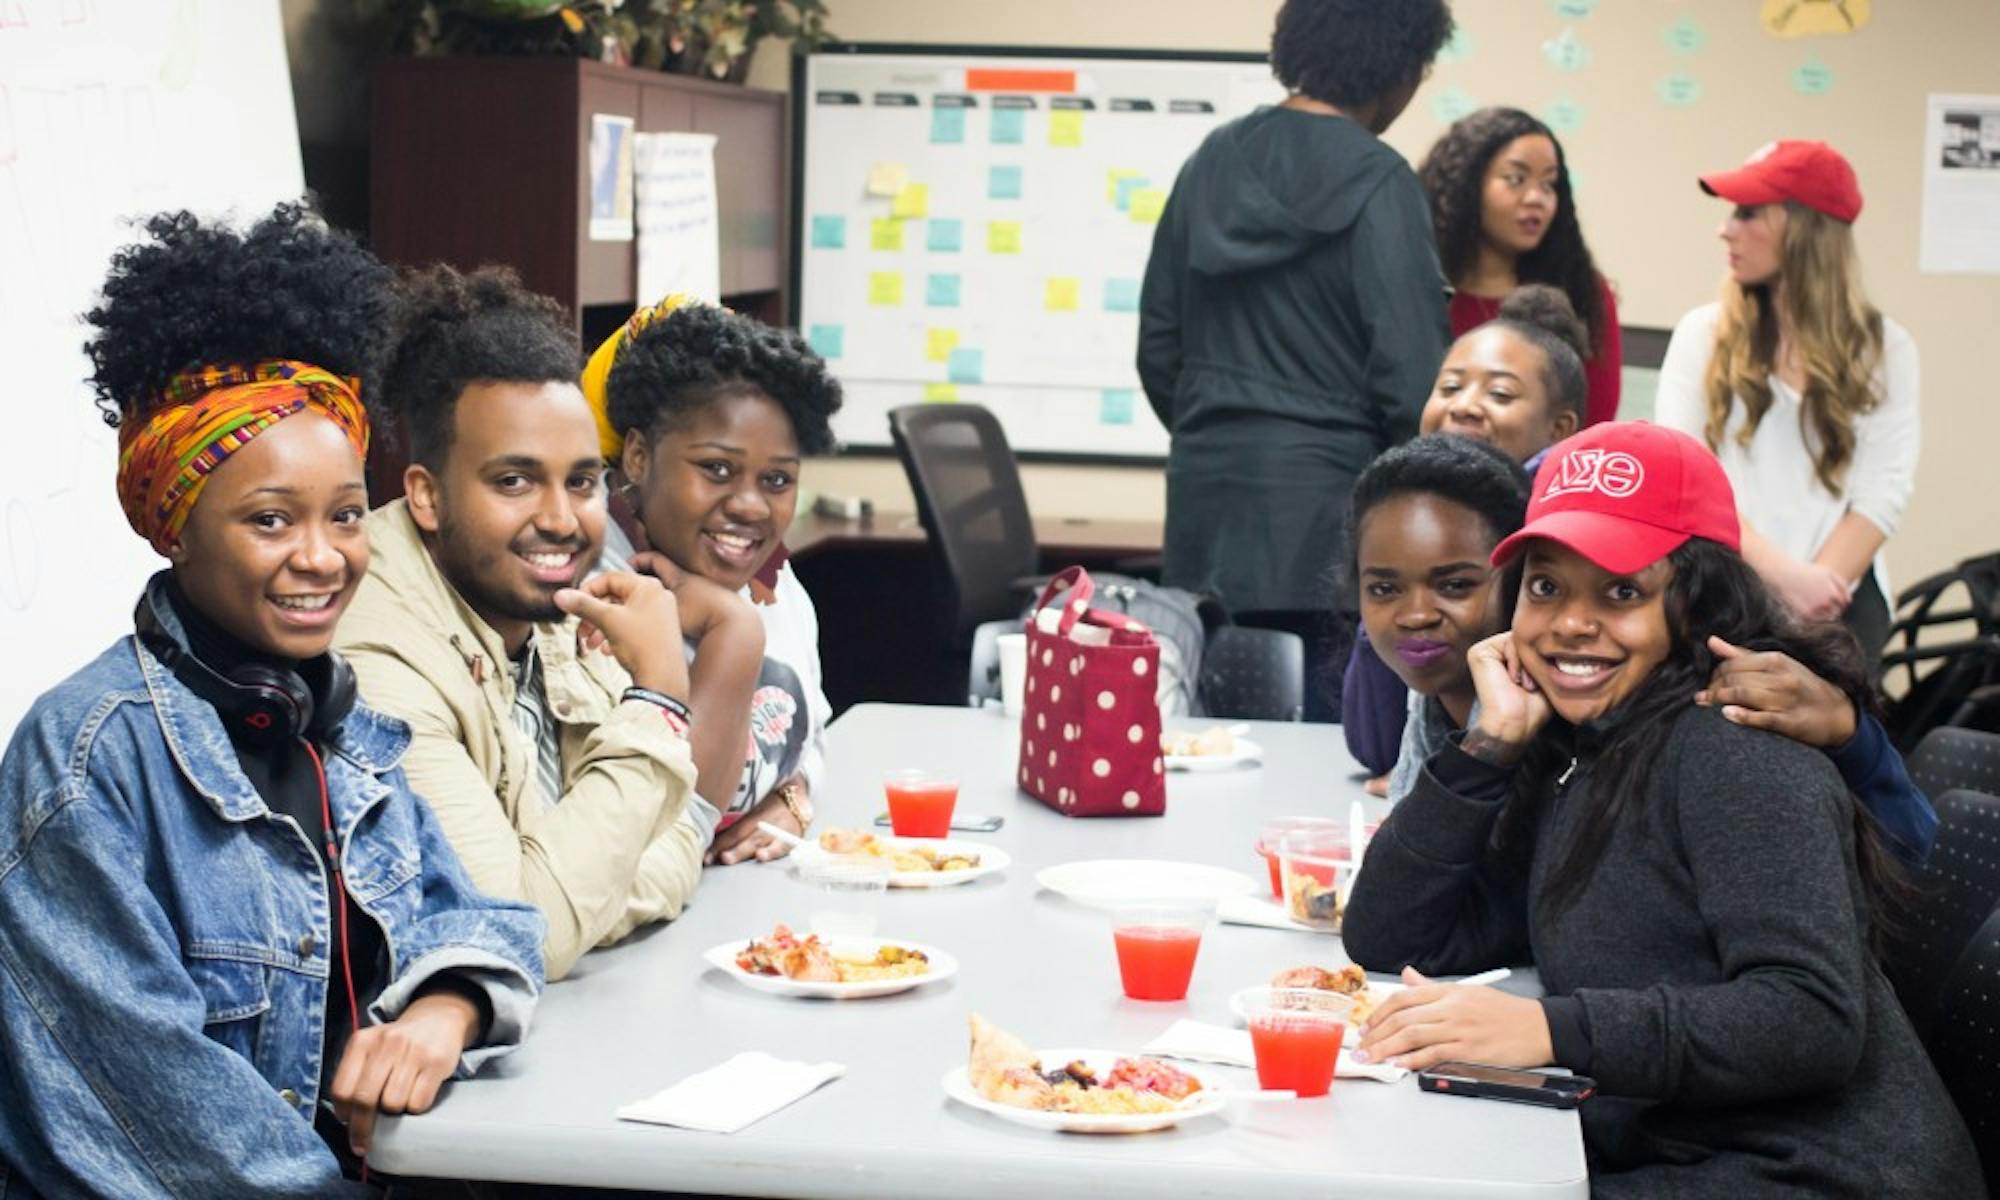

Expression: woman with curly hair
xmin=1138 ymin=0 xmax=1455 ymax=719
xmin=1420 ymin=107 xmax=1621 ymax=429
xmin=1655 ymin=141 xmax=1915 ymax=663
xmin=582 ymin=297 xmax=842 ymax=866
xmin=0 ymin=205 xmax=544 ymax=1194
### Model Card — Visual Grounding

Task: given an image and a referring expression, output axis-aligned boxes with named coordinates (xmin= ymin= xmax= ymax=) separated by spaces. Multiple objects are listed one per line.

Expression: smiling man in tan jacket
xmin=338 ymin=266 xmax=752 ymax=979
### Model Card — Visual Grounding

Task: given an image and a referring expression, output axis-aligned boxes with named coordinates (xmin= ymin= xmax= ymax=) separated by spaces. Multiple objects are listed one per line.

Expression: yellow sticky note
xmin=870 ymin=218 xmax=904 ymax=251
xmin=892 ymin=182 xmax=929 ymax=219
xmin=925 ymin=327 xmax=960 ymax=362
xmin=1049 ymin=110 xmax=1083 ymax=147
xmin=868 ymin=271 xmax=904 ymax=306
xmin=924 ymin=382 xmax=959 ymax=403
xmin=987 ymin=220 xmax=1022 ymax=254
xmin=1129 ymin=187 xmax=1167 ymax=224
xmin=866 ymin=161 xmax=908 ymax=197
xmin=1044 ymin=277 xmax=1080 ymax=312
xmin=1106 ymin=168 xmax=1141 ymax=203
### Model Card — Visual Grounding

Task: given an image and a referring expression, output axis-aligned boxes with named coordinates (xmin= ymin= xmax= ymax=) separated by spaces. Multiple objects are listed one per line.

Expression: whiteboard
xmin=794 ymin=46 xmax=1280 ymax=460
xmin=0 ymin=1 xmax=305 ymax=741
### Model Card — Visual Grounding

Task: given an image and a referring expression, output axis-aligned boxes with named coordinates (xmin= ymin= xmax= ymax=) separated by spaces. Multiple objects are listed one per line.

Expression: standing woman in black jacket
xmin=1341 ymin=421 xmax=1981 ymax=1195
xmin=1137 ymin=0 xmax=1453 ymax=719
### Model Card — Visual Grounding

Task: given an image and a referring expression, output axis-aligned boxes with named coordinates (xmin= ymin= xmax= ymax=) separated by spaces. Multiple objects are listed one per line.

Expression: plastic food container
xmin=1277 ymin=827 xmax=1357 ymax=931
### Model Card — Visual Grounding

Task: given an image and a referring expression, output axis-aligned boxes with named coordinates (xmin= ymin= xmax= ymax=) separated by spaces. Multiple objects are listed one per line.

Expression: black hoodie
xmin=1139 ymin=105 xmax=1448 ymax=612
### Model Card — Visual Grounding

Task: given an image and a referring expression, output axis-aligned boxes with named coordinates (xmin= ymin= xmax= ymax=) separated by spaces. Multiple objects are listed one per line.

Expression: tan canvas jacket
xmin=337 ymin=500 xmax=702 ymax=979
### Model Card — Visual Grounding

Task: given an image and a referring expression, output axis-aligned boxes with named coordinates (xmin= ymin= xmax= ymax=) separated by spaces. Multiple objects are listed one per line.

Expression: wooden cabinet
xmin=370 ymin=57 xmax=788 ymax=327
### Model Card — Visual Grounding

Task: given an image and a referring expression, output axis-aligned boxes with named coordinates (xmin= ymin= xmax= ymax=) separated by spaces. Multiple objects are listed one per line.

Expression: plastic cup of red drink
xmin=1255 ymin=816 xmax=1341 ymax=899
xmin=1108 ymin=900 xmax=1213 ymax=1001
xmin=1241 ymin=986 xmax=1355 ymax=1098
xmin=883 ymin=769 xmax=958 ymax=837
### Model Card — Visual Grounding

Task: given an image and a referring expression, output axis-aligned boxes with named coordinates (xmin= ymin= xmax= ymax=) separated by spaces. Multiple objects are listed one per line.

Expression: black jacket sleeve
xmin=1347 ymin=169 xmax=1450 ymax=445
xmin=1137 ymin=171 xmax=1188 ymax=429
xmin=1341 ymin=736 xmax=1535 ymax=974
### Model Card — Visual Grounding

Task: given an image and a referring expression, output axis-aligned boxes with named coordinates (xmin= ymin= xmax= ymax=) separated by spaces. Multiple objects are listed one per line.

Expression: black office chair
xmin=1907 ymin=726 xmax=2000 ymax=807
xmin=1920 ymin=900 xmax=2000 ymax=1184
xmin=888 ymin=404 xmax=1039 ymax=648
xmin=1198 ymin=626 xmax=1305 ymax=722
xmin=1885 ymin=788 xmax=2000 ymax=1043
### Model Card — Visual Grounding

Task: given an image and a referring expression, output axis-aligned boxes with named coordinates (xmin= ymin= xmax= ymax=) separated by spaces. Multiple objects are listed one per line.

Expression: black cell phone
xmin=873 ymin=812 xmax=1004 ymax=833
xmin=1416 ymin=1062 xmax=1595 ymax=1109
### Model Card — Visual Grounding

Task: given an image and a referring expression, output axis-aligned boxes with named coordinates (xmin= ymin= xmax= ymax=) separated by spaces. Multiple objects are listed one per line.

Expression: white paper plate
xmin=1164 ymin=737 xmax=1263 ymax=772
xmin=874 ymin=837 xmax=1011 ymax=889
xmin=942 ymin=1048 xmax=1226 ymax=1133
xmin=703 ymin=936 xmax=958 ymax=999
xmin=1035 ymin=860 xmax=1258 ymax=909
xmin=1228 ymin=979 xmax=1406 ymax=1027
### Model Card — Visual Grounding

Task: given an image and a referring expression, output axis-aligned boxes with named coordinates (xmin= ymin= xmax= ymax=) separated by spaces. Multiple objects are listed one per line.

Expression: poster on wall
xmin=589 ymin=113 xmax=635 ymax=242
xmin=634 ymin=131 xmax=721 ymax=304
xmin=1919 ymin=94 xmax=2000 ymax=275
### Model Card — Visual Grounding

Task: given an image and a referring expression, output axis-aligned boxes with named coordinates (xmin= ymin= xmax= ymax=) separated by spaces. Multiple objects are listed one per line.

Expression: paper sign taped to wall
xmin=634 ymin=131 xmax=719 ymax=303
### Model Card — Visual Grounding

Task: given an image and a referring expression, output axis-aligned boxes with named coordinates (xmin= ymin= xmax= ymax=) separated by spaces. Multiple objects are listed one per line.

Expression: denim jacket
xmin=0 ymin=594 xmax=546 ymax=1199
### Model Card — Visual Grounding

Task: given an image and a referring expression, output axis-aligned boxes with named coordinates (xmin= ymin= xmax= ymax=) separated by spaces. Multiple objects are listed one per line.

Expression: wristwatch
xmin=776 ymin=779 xmax=813 ymax=830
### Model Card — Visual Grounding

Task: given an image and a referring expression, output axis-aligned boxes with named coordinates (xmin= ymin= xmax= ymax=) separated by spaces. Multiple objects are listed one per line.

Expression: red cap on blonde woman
xmin=1490 ymin=422 xmax=1740 ymax=576
xmin=1698 ymin=139 xmax=1863 ymax=224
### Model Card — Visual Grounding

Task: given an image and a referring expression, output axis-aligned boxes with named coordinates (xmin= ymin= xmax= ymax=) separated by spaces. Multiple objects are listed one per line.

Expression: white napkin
xmin=616 ymin=1052 xmax=846 ymax=1133
xmin=1216 ymin=892 xmax=1336 ymax=935
xmin=1142 ymin=1018 xmax=1407 ymax=1083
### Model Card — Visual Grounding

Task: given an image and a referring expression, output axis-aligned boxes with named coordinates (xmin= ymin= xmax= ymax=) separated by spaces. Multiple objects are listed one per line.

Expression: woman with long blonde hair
xmin=1656 ymin=140 xmax=1918 ymax=661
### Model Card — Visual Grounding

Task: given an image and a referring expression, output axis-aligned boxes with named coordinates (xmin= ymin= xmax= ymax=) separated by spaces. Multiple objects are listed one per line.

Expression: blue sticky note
xmin=930 ymin=107 xmax=966 ymax=144
xmin=991 ymin=109 xmax=1025 ymax=144
xmin=1100 ymin=388 xmax=1136 ymax=426
xmin=927 ymin=218 xmax=963 ymax=253
xmin=810 ymin=214 xmax=845 ymax=250
xmin=1103 ymin=278 xmax=1141 ymax=313
xmin=808 ymin=323 xmax=843 ymax=359
xmin=988 ymin=164 xmax=1023 ymax=201
xmin=948 ymin=346 xmax=984 ymax=385
xmin=1114 ymin=175 xmax=1149 ymax=211
xmin=926 ymin=273 xmax=962 ymax=308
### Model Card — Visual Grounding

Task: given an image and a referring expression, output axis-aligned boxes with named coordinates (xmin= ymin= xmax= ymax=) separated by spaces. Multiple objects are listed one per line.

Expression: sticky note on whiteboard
xmin=948 ymin=347 xmax=985 ymax=384
xmin=927 ymin=218 xmax=963 ymax=252
xmin=1106 ymin=168 xmax=1141 ymax=204
xmin=925 ymin=327 xmax=960 ymax=361
xmin=987 ymin=221 xmax=1022 ymax=254
xmin=1103 ymin=278 xmax=1141 ymax=312
xmin=930 ymin=107 xmax=966 ymax=144
xmin=892 ymin=183 xmax=930 ymax=219
xmin=924 ymin=382 xmax=959 ymax=403
xmin=871 ymin=218 xmax=904 ymax=251
xmin=1114 ymin=175 xmax=1150 ymax=211
xmin=1100 ymin=389 xmax=1137 ymax=426
xmin=1044 ymin=277 xmax=1080 ymax=311
xmin=810 ymin=214 xmax=846 ymax=249
xmin=868 ymin=272 xmax=904 ymax=306
xmin=926 ymin=273 xmax=962 ymax=307
xmin=808 ymin=324 xmax=844 ymax=358
xmin=990 ymin=109 xmax=1025 ymax=144
xmin=1048 ymin=110 xmax=1083 ymax=147
xmin=988 ymin=165 xmax=1023 ymax=200
xmin=1128 ymin=188 xmax=1166 ymax=224
xmin=866 ymin=162 xmax=908 ymax=197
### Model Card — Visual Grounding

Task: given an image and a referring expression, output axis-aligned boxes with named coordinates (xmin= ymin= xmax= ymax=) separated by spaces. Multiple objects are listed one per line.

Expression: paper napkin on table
xmin=1216 ymin=893 xmax=1334 ymax=934
xmin=1142 ymin=1018 xmax=1407 ymax=1083
xmin=616 ymin=1052 xmax=845 ymax=1133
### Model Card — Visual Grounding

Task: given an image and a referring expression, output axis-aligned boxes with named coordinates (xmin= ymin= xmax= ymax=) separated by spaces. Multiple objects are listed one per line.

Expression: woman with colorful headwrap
xmin=0 ymin=205 xmax=543 ymax=1195
xmin=582 ymin=296 xmax=843 ymax=866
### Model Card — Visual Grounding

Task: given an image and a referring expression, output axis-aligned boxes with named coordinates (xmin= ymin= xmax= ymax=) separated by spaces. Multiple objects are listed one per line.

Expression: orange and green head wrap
xmin=578 ymin=292 xmax=701 ymax=461
xmin=115 ymin=359 xmax=369 ymax=555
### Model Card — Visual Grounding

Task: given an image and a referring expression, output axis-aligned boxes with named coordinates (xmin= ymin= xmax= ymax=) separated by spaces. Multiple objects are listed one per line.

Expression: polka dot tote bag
xmin=1017 ymin=567 xmax=1166 ymax=817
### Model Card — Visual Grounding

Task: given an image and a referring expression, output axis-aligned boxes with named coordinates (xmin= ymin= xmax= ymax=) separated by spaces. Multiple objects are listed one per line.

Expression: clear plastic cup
xmin=883 ymin=769 xmax=958 ymax=838
xmin=1278 ymin=827 xmax=1357 ymax=931
xmin=1240 ymin=986 xmax=1355 ymax=1098
xmin=1255 ymin=816 xmax=1342 ymax=899
xmin=792 ymin=853 xmax=893 ymax=937
xmin=1108 ymin=899 xmax=1214 ymax=1001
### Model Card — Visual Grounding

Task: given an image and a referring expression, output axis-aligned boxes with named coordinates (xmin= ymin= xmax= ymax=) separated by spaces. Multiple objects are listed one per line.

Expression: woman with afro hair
xmin=1138 ymin=0 xmax=1455 ymax=720
xmin=0 ymin=205 xmax=543 ymax=1195
xmin=581 ymin=297 xmax=843 ymax=867
xmin=1419 ymin=107 xmax=1622 ymax=428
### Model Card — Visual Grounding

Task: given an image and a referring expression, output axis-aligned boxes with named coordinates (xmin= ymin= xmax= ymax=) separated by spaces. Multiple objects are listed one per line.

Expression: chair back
xmin=1198 ymin=626 xmax=1305 ymax=722
xmin=889 ymin=404 xmax=1038 ymax=644
xmin=1908 ymin=726 xmax=2000 ymax=805
xmin=1885 ymin=787 xmax=2000 ymax=1040
xmin=1922 ymin=900 xmax=2000 ymax=1184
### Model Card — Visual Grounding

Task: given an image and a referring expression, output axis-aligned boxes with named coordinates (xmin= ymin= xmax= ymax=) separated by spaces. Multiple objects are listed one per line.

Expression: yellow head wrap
xmin=578 ymin=293 xmax=700 ymax=461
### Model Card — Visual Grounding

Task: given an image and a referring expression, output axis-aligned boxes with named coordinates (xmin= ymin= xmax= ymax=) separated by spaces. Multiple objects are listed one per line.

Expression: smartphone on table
xmin=873 ymin=813 xmax=1005 ymax=833
xmin=1416 ymin=1062 xmax=1595 ymax=1109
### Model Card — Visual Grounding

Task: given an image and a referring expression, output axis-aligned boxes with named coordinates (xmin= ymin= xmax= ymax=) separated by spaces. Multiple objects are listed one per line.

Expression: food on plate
xmin=965 ymin=1014 xmax=1202 ymax=1115
xmin=1159 ymin=726 xmax=1237 ymax=758
xmin=1270 ymin=963 xmax=1377 ymax=1025
xmin=735 ymin=924 xmax=930 ymax=984
xmin=1285 ymin=870 xmax=1344 ymax=926
xmin=817 ymin=828 xmax=980 ymax=874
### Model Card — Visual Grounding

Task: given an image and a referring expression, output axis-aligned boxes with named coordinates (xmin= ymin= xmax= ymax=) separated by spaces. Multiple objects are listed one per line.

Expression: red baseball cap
xmin=1699 ymin=139 xmax=1863 ymax=224
xmin=1491 ymin=422 xmax=1740 ymax=576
